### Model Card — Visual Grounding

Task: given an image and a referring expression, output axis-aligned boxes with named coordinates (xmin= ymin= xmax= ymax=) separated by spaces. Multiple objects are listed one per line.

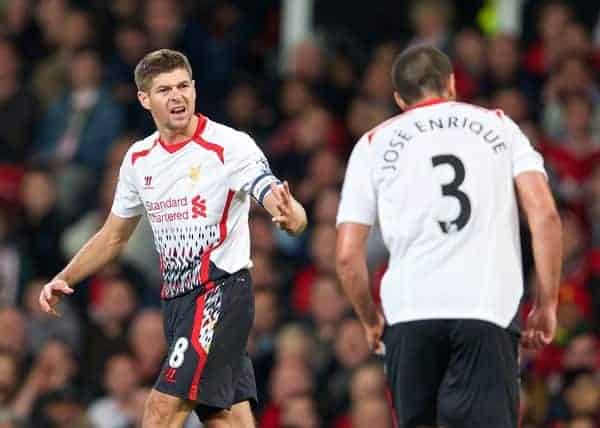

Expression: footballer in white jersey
xmin=336 ymin=46 xmax=561 ymax=428
xmin=39 ymin=49 xmax=307 ymax=428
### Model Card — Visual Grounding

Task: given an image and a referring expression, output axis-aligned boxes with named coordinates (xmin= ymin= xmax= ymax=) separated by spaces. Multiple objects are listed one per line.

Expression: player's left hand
xmin=270 ymin=181 xmax=306 ymax=235
xmin=521 ymin=304 xmax=557 ymax=350
xmin=363 ymin=312 xmax=386 ymax=356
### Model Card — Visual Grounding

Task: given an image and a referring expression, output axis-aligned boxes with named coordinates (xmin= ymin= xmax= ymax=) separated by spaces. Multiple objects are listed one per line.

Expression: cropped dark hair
xmin=134 ymin=49 xmax=192 ymax=92
xmin=391 ymin=45 xmax=453 ymax=104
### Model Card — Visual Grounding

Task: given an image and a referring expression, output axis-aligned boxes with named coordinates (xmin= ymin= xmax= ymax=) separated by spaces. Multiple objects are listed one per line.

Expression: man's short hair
xmin=134 ymin=49 xmax=192 ymax=92
xmin=391 ymin=45 xmax=453 ymax=104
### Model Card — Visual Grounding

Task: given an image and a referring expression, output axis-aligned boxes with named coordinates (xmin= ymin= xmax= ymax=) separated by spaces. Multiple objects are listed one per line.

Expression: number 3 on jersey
xmin=432 ymin=154 xmax=472 ymax=233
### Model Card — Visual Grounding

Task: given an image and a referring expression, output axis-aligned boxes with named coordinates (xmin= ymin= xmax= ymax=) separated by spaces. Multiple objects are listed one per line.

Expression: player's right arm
xmin=40 ymin=145 xmax=145 ymax=316
xmin=39 ymin=213 xmax=141 ymax=316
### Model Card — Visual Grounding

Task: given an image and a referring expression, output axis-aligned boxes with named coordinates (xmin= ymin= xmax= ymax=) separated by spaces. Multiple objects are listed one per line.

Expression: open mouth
xmin=170 ymin=105 xmax=186 ymax=115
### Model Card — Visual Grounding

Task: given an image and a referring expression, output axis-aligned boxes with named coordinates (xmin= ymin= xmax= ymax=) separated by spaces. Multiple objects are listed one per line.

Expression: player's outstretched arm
xmin=515 ymin=171 xmax=562 ymax=349
xmin=336 ymin=222 xmax=385 ymax=354
xmin=39 ymin=213 xmax=141 ymax=316
xmin=263 ymin=181 xmax=307 ymax=236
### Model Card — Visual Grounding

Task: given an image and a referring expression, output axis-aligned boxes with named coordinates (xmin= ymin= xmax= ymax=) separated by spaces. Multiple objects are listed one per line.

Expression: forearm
xmin=528 ymin=212 xmax=562 ymax=307
xmin=336 ymin=256 xmax=379 ymax=326
xmin=54 ymin=227 xmax=125 ymax=286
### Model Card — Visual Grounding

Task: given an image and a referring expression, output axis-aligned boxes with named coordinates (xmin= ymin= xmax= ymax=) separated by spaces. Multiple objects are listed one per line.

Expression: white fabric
xmin=337 ymin=101 xmax=546 ymax=328
xmin=112 ymin=116 xmax=279 ymax=298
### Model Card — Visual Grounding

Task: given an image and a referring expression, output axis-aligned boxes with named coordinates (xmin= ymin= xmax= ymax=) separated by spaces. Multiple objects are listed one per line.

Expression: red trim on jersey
xmin=199 ymin=189 xmax=236 ymax=289
xmin=403 ymin=97 xmax=449 ymax=111
xmin=131 ymin=140 xmax=158 ymax=165
xmin=158 ymin=114 xmax=208 ymax=153
xmin=188 ymin=293 xmax=207 ymax=401
xmin=194 ymin=137 xmax=224 ymax=164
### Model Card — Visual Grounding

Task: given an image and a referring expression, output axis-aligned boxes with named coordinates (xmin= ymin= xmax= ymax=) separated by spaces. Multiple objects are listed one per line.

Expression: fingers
xmin=269 ymin=183 xmax=283 ymax=203
xmin=38 ymin=281 xmax=72 ymax=317
xmin=39 ymin=291 xmax=51 ymax=313
xmin=56 ymin=282 xmax=74 ymax=294
xmin=521 ymin=329 xmax=551 ymax=350
xmin=274 ymin=181 xmax=291 ymax=207
xmin=283 ymin=181 xmax=291 ymax=198
xmin=374 ymin=340 xmax=386 ymax=356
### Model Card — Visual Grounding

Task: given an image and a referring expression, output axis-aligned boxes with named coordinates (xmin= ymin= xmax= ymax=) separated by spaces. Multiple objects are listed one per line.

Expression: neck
xmin=405 ymin=94 xmax=451 ymax=110
xmin=159 ymin=114 xmax=198 ymax=145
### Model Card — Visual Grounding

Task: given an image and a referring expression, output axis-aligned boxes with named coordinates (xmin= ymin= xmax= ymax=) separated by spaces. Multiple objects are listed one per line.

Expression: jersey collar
xmin=404 ymin=97 xmax=449 ymax=111
xmin=158 ymin=114 xmax=208 ymax=154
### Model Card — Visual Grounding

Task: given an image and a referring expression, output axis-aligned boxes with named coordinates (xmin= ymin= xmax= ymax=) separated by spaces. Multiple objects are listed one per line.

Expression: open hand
xmin=270 ymin=181 xmax=306 ymax=235
xmin=39 ymin=279 xmax=74 ymax=317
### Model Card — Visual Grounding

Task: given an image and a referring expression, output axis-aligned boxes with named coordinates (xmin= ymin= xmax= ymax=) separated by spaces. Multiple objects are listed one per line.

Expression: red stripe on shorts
xmin=188 ymin=293 xmax=208 ymax=401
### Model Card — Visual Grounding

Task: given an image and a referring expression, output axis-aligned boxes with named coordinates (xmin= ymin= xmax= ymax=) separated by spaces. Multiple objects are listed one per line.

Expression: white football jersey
xmin=337 ymin=100 xmax=546 ymax=328
xmin=112 ymin=114 xmax=279 ymax=299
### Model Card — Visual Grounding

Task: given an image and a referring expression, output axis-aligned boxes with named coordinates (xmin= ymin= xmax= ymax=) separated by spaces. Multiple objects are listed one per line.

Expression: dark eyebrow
xmin=156 ymin=81 xmax=190 ymax=90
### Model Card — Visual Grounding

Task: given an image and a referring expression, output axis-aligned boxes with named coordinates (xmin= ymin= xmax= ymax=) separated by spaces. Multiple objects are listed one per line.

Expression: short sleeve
xmin=336 ymin=137 xmax=377 ymax=226
xmin=228 ymin=134 xmax=281 ymax=204
xmin=111 ymin=150 xmax=144 ymax=218
xmin=506 ymin=117 xmax=547 ymax=178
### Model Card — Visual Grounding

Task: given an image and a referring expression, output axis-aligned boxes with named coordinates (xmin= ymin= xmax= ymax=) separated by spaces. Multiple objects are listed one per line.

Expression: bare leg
xmin=203 ymin=409 xmax=233 ymax=428
xmin=203 ymin=401 xmax=255 ymax=428
xmin=142 ymin=389 xmax=195 ymax=428
xmin=231 ymin=401 xmax=256 ymax=428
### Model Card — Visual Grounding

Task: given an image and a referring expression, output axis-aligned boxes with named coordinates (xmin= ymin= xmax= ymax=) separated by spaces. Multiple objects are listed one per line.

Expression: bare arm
xmin=40 ymin=213 xmax=140 ymax=315
xmin=336 ymin=223 xmax=379 ymax=325
xmin=263 ymin=181 xmax=307 ymax=235
xmin=515 ymin=171 xmax=562 ymax=349
xmin=515 ymin=172 xmax=562 ymax=307
xmin=336 ymin=223 xmax=384 ymax=352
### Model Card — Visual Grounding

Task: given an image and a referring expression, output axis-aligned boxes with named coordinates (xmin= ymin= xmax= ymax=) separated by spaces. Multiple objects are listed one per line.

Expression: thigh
xmin=438 ymin=319 xmax=519 ymax=428
xmin=383 ymin=320 xmax=450 ymax=428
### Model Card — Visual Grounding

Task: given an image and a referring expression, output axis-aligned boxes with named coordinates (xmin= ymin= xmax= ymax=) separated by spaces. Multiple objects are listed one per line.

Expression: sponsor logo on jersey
xmin=191 ymin=195 xmax=207 ymax=218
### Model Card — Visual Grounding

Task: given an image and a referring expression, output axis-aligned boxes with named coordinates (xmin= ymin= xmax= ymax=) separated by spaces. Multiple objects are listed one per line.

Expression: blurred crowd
xmin=0 ymin=0 xmax=599 ymax=427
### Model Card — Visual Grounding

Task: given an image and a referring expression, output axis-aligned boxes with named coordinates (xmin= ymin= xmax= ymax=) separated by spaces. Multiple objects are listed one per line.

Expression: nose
xmin=169 ymin=87 xmax=184 ymax=101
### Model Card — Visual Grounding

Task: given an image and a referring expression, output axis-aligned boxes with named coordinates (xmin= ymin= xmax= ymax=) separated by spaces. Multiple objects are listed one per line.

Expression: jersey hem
xmin=384 ymin=311 xmax=515 ymax=329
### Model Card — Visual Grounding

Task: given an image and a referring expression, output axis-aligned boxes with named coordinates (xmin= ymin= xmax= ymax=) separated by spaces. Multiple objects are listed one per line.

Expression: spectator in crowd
xmin=18 ymin=165 xmax=65 ymax=277
xmin=31 ymin=7 xmax=96 ymax=107
xmin=22 ymin=278 xmax=80 ymax=352
xmin=1 ymin=1 xmax=599 ymax=426
xmin=0 ymin=37 xmax=38 ymax=163
xmin=0 ymin=307 xmax=26 ymax=361
xmin=35 ymin=47 xmax=124 ymax=176
xmin=0 ymin=351 xmax=19 ymax=409
xmin=88 ymin=353 xmax=141 ymax=428
xmin=82 ymin=276 xmax=138 ymax=395
xmin=0 ymin=211 xmax=30 ymax=306
xmin=11 ymin=340 xmax=79 ymax=422
xmin=127 ymin=309 xmax=166 ymax=387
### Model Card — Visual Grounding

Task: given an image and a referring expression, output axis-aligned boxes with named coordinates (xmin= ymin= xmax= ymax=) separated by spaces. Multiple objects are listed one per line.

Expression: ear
xmin=137 ymin=90 xmax=151 ymax=111
xmin=447 ymin=74 xmax=457 ymax=100
xmin=394 ymin=92 xmax=408 ymax=111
